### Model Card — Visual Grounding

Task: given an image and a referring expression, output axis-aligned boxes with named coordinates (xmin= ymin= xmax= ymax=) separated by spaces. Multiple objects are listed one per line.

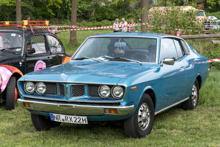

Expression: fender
xmin=0 ymin=65 xmax=23 ymax=93
xmin=135 ymin=85 xmax=157 ymax=112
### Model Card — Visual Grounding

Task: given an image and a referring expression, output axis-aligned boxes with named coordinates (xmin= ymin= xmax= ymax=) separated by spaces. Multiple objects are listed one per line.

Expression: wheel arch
xmin=0 ymin=65 xmax=23 ymax=93
xmin=138 ymin=86 xmax=156 ymax=111
xmin=195 ymin=74 xmax=202 ymax=89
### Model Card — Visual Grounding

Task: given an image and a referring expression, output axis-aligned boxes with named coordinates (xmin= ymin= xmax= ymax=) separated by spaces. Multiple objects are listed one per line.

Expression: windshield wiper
xmin=0 ymin=47 xmax=21 ymax=54
xmin=103 ymin=56 xmax=142 ymax=65
xmin=73 ymin=57 xmax=102 ymax=62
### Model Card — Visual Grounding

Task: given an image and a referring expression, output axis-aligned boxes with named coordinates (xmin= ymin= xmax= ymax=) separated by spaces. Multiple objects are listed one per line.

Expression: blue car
xmin=17 ymin=33 xmax=209 ymax=138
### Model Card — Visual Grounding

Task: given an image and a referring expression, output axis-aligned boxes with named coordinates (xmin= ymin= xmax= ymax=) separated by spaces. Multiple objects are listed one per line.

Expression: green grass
xmin=0 ymin=31 xmax=220 ymax=146
xmin=0 ymin=73 xmax=220 ymax=146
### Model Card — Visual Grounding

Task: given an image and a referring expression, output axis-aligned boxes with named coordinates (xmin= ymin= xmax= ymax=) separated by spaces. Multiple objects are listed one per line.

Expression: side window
xmin=27 ymin=35 xmax=46 ymax=55
xmin=173 ymin=39 xmax=184 ymax=59
xmin=47 ymin=36 xmax=63 ymax=53
xmin=160 ymin=38 xmax=177 ymax=61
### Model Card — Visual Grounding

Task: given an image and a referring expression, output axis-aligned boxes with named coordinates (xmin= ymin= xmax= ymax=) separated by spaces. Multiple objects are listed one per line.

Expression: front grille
xmin=45 ymin=83 xmax=57 ymax=95
xmin=59 ymin=84 xmax=65 ymax=97
xmin=70 ymin=85 xmax=85 ymax=97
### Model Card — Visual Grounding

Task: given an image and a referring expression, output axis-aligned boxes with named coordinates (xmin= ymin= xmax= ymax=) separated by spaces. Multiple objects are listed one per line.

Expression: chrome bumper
xmin=18 ymin=99 xmax=134 ymax=116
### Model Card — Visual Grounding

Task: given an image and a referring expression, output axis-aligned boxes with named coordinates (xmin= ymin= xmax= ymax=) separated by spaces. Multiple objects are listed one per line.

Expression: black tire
xmin=5 ymin=76 xmax=16 ymax=110
xmin=182 ymin=80 xmax=199 ymax=110
xmin=31 ymin=114 xmax=61 ymax=131
xmin=124 ymin=93 xmax=154 ymax=138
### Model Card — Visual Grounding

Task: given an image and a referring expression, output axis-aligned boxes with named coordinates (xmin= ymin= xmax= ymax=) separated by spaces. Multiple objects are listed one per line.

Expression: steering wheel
xmin=131 ymin=53 xmax=149 ymax=62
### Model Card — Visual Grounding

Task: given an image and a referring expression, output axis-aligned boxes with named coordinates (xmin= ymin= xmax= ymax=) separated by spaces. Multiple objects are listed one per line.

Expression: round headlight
xmin=36 ymin=82 xmax=46 ymax=95
xmin=112 ymin=86 xmax=124 ymax=99
xmin=24 ymin=82 xmax=35 ymax=94
xmin=98 ymin=85 xmax=110 ymax=98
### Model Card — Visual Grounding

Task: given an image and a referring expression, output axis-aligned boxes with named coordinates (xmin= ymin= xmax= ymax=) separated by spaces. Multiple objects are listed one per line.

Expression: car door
xmin=46 ymin=34 xmax=66 ymax=65
xmin=24 ymin=34 xmax=53 ymax=73
xmin=156 ymin=38 xmax=187 ymax=110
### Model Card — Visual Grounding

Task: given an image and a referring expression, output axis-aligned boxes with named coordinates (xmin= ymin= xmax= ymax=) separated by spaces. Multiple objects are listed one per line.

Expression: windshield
xmin=73 ymin=37 xmax=157 ymax=63
xmin=196 ymin=11 xmax=205 ymax=16
xmin=0 ymin=32 xmax=23 ymax=54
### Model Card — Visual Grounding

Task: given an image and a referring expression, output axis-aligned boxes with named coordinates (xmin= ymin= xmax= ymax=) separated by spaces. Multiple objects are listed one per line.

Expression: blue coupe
xmin=17 ymin=33 xmax=209 ymax=138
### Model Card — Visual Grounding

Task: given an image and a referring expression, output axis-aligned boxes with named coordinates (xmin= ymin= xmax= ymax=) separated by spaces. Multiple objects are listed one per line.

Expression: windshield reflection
xmin=73 ymin=37 xmax=157 ymax=63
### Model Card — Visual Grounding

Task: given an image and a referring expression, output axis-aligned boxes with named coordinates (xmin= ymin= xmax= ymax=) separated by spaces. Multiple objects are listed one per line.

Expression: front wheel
xmin=182 ymin=80 xmax=199 ymax=110
xmin=5 ymin=76 xmax=16 ymax=110
xmin=31 ymin=114 xmax=61 ymax=131
xmin=124 ymin=93 xmax=154 ymax=138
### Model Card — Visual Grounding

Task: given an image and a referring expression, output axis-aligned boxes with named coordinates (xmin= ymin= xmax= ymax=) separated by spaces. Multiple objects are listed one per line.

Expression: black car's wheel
xmin=124 ymin=93 xmax=154 ymax=138
xmin=182 ymin=80 xmax=199 ymax=110
xmin=31 ymin=114 xmax=61 ymax=131
xmin=5 ymin=76 xmax=16 ymax=110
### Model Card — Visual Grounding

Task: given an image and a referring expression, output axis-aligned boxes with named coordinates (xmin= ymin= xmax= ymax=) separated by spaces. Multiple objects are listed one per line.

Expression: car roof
xmin=90 ymin=32 xmax=178 ymax=39
xmin=0 ymin=27 xmax=48 ymax=36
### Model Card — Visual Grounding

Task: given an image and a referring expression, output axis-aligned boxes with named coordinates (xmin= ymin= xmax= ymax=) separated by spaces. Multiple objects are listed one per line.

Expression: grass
xmin=0 ymin=30 xmax=220 ymax=146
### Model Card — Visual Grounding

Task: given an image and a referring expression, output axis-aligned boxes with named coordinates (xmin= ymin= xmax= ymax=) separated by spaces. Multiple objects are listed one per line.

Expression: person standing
xmin=113 ymin=18 xmax=120 ymax=32
xmin=120 ymin=18 xmax=128 ymax=32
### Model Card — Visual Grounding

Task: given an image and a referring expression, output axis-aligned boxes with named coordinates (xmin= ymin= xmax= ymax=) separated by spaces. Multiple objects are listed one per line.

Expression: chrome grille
xmin=70 ymin=85 xmax=85 ymax=97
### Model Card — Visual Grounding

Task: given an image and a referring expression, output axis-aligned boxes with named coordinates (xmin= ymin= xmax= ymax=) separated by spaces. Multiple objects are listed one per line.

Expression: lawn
xmin=0 ymin=30 xmax=220 ymax=146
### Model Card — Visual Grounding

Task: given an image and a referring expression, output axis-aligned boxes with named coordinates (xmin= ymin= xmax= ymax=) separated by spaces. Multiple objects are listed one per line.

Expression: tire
xmin=182 ymin=80 xmax=199 ymax=110
xmin=5 ymin=76 xmax=16 ymax=110
xmin=31 ymin=114 xmax=61 ymax=131
xmin=124 ymin=93 xmax=154 ymax=138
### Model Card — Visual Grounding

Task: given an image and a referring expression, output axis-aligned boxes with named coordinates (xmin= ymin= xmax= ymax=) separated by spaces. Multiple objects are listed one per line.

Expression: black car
xmin=0 ymin=26 xmax=70 ymax=110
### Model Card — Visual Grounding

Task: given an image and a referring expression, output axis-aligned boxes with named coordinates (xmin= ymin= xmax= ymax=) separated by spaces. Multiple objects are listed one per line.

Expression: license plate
xmin=50 ymin=113 xmax=88 ymax=124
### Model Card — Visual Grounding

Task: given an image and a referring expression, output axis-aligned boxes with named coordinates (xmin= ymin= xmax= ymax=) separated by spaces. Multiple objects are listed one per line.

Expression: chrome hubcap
xmin=138 ymin=103 xmax=150 ymax=131
xmin=191 ymin=84 xmax=198 ymax=106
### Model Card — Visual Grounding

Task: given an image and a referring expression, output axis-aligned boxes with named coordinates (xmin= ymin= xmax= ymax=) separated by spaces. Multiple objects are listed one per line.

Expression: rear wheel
xmin=31 ymin=114 xmax=61 ymax=131
xmin=5 ymin=76 xmax=16 ymax=110
xmin=124 ymin=93 xmax=154 ymax=138
xmin=182 ymin=80 xmax=199 ymax=110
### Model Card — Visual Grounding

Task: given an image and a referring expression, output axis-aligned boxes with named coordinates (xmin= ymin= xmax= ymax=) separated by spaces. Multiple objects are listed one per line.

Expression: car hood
xmin=0 ymin=51 xmax=20 ymax=63
xmin=21 ymin=61 xmax=159 ymax=84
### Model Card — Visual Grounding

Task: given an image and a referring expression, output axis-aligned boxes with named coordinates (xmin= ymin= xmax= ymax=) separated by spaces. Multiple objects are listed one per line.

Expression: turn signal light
xmin=23 ymin=102 xmax=31 ymax=108
xmin=108 ymin=109 xmax=117 ymax=114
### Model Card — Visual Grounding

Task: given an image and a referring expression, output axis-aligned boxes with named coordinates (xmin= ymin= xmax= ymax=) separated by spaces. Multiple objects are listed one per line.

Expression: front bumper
xmin=18 ymin=99 xmax=134 ymax=116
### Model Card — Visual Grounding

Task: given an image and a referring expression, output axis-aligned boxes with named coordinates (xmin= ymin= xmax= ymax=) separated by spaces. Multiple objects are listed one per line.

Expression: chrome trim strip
xmin=18 ymin=99 xmax=134 ymax=116
xmin=155 ymin=97 xmax=189 ymax=115
xmin=19 ymin=80 xmax=126 ymax=86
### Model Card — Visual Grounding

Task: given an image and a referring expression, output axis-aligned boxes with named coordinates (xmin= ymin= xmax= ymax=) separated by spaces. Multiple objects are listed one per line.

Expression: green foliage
xmin=149 ymin=7 xmax=203 ymax=35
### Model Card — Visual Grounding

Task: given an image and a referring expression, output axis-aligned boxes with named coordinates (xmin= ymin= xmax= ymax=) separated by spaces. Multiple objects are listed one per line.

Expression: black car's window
xmin=73 ymin=37 xmax=157 ymax=63
xmin=27 ymin=35 xmax=46 ymax=55
xmin=173 ymin=39 xmax=184 ymax=59
xmin=47 ymin=36 xmax=63 ymax=53
xmin=160 ymin=38 xmax=177 ymax=61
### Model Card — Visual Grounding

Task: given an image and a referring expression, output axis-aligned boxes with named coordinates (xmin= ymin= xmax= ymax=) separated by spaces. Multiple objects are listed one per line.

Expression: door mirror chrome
xmin=163 ymin=58 xmax=175 ymax=65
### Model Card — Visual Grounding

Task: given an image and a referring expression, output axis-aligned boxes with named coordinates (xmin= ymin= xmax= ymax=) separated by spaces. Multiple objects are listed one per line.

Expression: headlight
xmin=112 ymin=86 xmax=124 ymax=99
xmin=24 ymin=82 xmax=35 ymax=94
xmin=36 ymin=82 xmax=46 ymax=95
xmin=98 ymin=85 xmax=110 ymax=98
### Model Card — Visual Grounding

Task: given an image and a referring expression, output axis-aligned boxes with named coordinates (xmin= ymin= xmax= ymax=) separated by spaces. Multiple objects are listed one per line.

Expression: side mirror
xmin=27 ymin=48 xmax=36 ymax=54
xmin=163 ymin=58 xmax=175 ymax=65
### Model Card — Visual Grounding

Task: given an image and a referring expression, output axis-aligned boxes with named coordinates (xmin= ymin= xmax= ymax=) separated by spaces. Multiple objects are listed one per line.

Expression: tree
xmin=16 ymin=0 xmax=21 ymax=22
xmin=141 ymin=0 xmax=148 ymax=32
xmin=70 ymin=0 xmax=77 ymax=45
